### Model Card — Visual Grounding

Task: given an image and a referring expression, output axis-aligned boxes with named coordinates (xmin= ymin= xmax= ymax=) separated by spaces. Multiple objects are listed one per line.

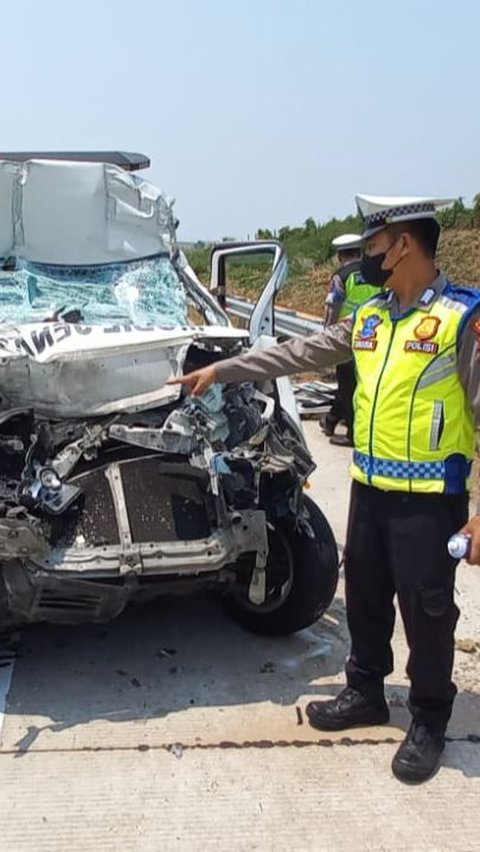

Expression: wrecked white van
xmin=0 ymin=152 xmax=338 ymax=635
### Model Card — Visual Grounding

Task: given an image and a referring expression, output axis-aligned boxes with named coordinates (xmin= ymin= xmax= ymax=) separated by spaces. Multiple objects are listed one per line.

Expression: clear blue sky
xmin=1 ymin=0 xmax=479 ymax=240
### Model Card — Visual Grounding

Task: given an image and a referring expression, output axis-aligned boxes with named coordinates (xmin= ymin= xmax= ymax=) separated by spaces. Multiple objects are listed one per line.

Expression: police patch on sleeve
xmin=470 ymin=317 xmax=480 ymax=359
xmin=470 ymin=317 xmax=480 ymax=341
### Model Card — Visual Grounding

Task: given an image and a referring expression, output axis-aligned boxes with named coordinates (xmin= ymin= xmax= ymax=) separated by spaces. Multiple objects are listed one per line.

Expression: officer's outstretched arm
xmin=167 ymin=319 xmax=353 ymax=393
xmin=214 ymin=319 xmax=353 ymax=385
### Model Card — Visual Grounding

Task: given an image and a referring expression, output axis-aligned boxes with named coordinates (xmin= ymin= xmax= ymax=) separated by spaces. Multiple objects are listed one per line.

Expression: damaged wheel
xmin=225 ymin=496 xmax=339 ymax=636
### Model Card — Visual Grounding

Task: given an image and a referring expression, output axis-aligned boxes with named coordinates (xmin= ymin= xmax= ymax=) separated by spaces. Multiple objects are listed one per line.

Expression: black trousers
xmin=344 ymin=481 xmax=469 ymax=729
xmin=326 ymin=361 xmax=356 ymax=437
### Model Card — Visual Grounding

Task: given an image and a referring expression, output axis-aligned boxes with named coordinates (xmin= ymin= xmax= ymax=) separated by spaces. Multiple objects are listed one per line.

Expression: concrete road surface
xmin=0 ymin=423 xmax=478 ymax=851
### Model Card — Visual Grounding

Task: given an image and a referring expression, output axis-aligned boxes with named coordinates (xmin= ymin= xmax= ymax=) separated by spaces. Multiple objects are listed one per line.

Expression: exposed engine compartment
xmin=0 ymin=337 xmax=314 ymax=627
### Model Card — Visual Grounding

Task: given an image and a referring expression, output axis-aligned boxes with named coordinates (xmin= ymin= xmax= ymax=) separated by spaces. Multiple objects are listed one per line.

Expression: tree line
xmin=255 ymin=196 xmax=480 ymax=266
xmin=187 ymin=195 xmax=480 ymax=285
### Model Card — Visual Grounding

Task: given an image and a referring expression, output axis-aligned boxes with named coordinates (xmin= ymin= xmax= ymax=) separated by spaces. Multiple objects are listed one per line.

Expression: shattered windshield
xmin=0 ymin=255 xmax=190 ymax=328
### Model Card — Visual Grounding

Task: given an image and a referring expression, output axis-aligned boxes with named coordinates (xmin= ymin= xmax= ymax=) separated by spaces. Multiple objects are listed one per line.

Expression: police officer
xmin=323 ymin=233 xmax=380 ymax=446
xmin=169 ymin=195 xmax=480 ymax=784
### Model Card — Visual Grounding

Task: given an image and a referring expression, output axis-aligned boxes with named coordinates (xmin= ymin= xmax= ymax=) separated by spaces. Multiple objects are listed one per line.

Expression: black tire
xmin=225 ymin=495 xmax=339 ymax=636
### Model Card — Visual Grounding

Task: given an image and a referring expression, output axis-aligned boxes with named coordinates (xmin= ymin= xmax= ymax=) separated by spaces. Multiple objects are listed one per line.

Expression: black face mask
xmin=360 ymin=238 xmax=405 ymax=287
xmin=360 ymin=251 xmax=393 ymax=287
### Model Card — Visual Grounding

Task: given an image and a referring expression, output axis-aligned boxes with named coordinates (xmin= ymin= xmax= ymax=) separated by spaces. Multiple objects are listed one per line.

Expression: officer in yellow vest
xmin=324 ymin=233 xmax=380 ymax=445
xmin=168 ymin=195 xmax=480 ymax=784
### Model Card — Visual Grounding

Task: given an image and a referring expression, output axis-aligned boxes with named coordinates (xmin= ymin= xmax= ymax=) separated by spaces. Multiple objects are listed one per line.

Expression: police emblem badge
xmin=354 ymin=314 xmax=382 ymax=351
xmin=405 ymin=316 xmax=441 ymax=354
xmin=414 ymin=316 xmax=441 ymax=340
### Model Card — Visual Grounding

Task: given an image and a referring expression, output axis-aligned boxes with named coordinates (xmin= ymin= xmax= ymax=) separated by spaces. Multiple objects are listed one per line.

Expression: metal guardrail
xmin=226 ymin=296 xmax=323 ymax=337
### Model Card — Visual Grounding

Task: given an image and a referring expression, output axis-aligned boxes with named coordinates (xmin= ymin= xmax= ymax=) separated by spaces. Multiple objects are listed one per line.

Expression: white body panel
xmin=0 ymin=159 xmax=174 ymax=264
xmin=0 ymin=323 xmax=248 ymax=416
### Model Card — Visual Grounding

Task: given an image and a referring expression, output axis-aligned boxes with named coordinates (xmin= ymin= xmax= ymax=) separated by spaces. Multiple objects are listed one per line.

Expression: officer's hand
xmin=459 ymin=515 xmax=480 ymax=565
xmin=166 ymin=364 xmax=218 ymax=396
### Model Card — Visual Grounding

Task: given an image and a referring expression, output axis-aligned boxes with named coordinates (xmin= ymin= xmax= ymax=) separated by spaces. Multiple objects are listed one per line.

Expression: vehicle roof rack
xmin=0 ymin=151 xmax=150 ymax=171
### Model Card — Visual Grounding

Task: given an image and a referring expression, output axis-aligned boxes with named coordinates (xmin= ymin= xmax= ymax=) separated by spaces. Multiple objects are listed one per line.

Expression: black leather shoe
xmin=306 ymin=687 xmax=390 ymax=731
xmin=329 ymin=434 xmax=354 ymax=447
xmin=392 ymin=722 xmax=445 ymax=784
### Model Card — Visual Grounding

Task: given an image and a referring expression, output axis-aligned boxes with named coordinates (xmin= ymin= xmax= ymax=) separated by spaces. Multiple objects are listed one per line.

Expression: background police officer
xmin=168 ymin=195 xmax=480 ymax=784
xmin=323 ymin=233 xmax=380 ymax=446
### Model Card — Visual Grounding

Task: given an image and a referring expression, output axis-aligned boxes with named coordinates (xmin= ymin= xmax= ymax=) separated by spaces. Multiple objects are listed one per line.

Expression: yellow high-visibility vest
xmin=351 ymin=284 xmax=480 ymax=493
xmin=338 ymin=270 xmax=381 ymax=319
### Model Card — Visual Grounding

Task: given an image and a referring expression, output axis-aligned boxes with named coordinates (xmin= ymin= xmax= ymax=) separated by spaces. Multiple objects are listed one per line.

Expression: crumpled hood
xmin=0 ymin=322 xmax=249 ymax=416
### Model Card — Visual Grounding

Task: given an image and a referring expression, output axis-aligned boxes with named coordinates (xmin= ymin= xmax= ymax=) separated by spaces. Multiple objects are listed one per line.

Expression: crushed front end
xmin=0 ymin=372 xmax=314 ymax=626
xmin=0 ymin=156 xmax=337 ymax=633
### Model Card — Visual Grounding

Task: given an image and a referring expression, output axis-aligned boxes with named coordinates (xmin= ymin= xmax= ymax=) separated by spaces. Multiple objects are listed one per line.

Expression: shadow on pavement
xmin=2 ymin=593 xmax=479 ymax=781
xmin=3 ymin=594 xmax=348 ymax=736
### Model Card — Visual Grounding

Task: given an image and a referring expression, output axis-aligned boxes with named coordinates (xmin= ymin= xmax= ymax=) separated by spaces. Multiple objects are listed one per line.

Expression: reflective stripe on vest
xmin=338 ymin=271 xmax=381 ymax=319
xmin=350 ymin=286 xmax=480 ymax=494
